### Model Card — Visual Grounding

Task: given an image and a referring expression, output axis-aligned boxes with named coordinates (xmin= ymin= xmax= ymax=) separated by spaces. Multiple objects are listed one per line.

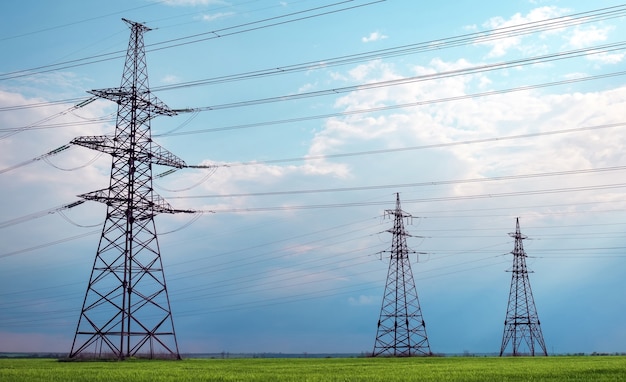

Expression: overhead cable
xmin=0 ymin=0 xmax=383 ymax=81
xmin=168 ymin=164 xmax=626 ymax=199
xmin=177 ymin=122 xmax=626 ymax=166
xmin=183 ymin=183 xmax=626 ymax=213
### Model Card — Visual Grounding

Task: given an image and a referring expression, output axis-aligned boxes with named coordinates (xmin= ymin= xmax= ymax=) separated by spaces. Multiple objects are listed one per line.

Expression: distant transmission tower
xmin=69 ymin=19 xmax=193 ymax=360
xmin=499 ymin=218 xmax=547 ymax=356
xmin=372 ymin=193 xmax=432 ymax=357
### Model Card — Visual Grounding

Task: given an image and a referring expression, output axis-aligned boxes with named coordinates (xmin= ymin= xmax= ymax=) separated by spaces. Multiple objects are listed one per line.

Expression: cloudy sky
xmin=1 ymin=0 xmax=625 ymax=355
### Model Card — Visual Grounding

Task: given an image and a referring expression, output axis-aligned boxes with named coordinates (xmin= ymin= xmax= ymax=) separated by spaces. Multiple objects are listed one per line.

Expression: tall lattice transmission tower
xmin=372 ymin=193 xmax=432 ymax=357
xmin=499 ymin=218 xmax=548 ymax=356
xmin=69 ymin=19 xmax=193 ymax=360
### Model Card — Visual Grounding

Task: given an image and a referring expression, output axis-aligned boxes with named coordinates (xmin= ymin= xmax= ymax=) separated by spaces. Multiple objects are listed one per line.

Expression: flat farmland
xmin=0 ymin=356 xmax=624 ymax=381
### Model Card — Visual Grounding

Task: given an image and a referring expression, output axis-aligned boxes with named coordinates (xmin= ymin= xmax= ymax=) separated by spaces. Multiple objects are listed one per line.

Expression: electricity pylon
xmin=372 ymin=193 xmax=432 ymax=357
xmin=69 ymin=19 xmax=192 ymax=360
xmin=499 ymin=218 xmax=547 ymax=356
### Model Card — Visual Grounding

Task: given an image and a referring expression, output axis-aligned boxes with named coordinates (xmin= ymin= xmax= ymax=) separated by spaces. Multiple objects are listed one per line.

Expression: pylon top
xmin=122 ymin=18 xmax=152 ymax=32
xmin=508 ymin=217 xmax=527 ymax=240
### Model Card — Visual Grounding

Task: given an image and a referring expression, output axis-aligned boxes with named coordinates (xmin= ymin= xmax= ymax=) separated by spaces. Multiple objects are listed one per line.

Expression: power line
xmin=0 ymin=230 xmax=99 ymax=260
xmin=156 ymin=75 xmax=626 ymax=138
xmin=148 ymin=0 xmax=383 ymax=50
xmin=152 ymin=41 xmax=626 ymax=93
xmin=0 ymin=200 xmax=85 ymax=229
xmin=0 ymin=0 xmax=382 ymax=81
xmin=0 ymin=1 xmax=164 ymax=42
xmin=4 ymin=6 xmax=624 ymax=120
xmin=169 ymin=164 xmax=626 ymax=199
xmin=183 ymin=182 xmax=626 ymax=213
xmin=2 ymin=3 xmax=624 ymax=85
xmin=173 ymin=69 xmax=626 ymax=114
xmin=0 ymin=97 xmax=88 ymax=112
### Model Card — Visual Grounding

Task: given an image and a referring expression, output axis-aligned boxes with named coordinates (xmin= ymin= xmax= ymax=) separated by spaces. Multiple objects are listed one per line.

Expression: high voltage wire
xmin=3 ymin=118 xmax=622 ymax=180
xmin=0 ymin=97 xmax=87 ymax=112
xmin=168 ymin=224 xmax=379 ymax=284
xmin=153 ymin=41 xmax=626 ymax=95
xmin=5 ymin=63 xmax=625 ymax=136
xmin=188 ymin=183 xmax=626 ymax=213
xmin=2 ymin=6 xmax=623 ymax=128
xmin=0 ymin=227 xmax=618 ymax=306
xmin=0 ymin=230 xmax=100 ymax=260
xmin=2 ymin=163 xmax=624 ymax=229
xmin=171 ymin=69 xmax=626 ymax=115
xmin=0 ymin=1 xmax=164 ymax=42
xmin=8 ymin=35 xmax=621 ymax=119
xmin=169 ymin=164 xmax=626 ymax=199
xmin=148 ymin=11 xmax=626 ymax=92
xmin=0 ymin=0 xmax=381 ymax=81
xmin=0 ymin=215 xmax=381 ymax=300
xmin=0 ymin=247 xmax=615 ymax=324
xmin=0 ymin=217 xmax=622 ymax=320
xmin=155 ymin=78 xmax=626 ymax=139
xmin=147 ymin=0 xmax=383 ymax=50
xmin=212 ymin=122 xmax=626 ymax=166
xmin=1 ymin=190 xmax=622 ymax=268
xmin=169 ymin=245 xmax=379 ymax=302
xmin=1 ymin=3 xmax=624 ymax=85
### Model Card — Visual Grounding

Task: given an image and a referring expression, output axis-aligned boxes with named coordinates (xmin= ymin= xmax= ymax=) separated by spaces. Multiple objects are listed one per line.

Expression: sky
xmin=0 ymin=0 xmax=625 ymax=356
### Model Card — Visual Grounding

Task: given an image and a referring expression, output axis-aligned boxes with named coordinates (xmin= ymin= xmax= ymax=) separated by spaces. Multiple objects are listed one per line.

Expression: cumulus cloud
xmin=160 ymin=0 xmax=225 ymax=6
xmin=348 ymin=295 xmax=377 ymax=306
xmin=585 ymin=51 xmax=625 ymax=64
xmin=160 ymin=74 xmax=181 ymax=84
xmin=362 ymin=31 xmax=388 ymax=43
xmin=568 ymin=25 xmax=612 ymax=48
xmin=476 ymin=6 xmax=567 ymax=57
xmin=201 ymin=12 xmax=234 ymax=22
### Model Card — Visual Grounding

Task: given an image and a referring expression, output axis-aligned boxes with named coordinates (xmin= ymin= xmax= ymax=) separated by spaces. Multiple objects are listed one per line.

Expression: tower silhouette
xmin=69 ymin=19 xmax=192 ymax=360
xmin=499 ymin=218 xmax=547 ymax=356
xmin=372 ymin=193 xmax=431 ymax=357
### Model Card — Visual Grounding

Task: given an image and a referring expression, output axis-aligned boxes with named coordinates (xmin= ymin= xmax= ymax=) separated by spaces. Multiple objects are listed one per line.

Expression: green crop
xmin=0 ymin=356 xmax=624 ymax=382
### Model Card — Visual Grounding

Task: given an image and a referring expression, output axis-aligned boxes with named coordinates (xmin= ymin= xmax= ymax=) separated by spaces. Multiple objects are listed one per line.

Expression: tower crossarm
xmin=71 ymin=135 xmax=117 ymax=155
xmin=71 ymin=136 xmax=187 ymax=168
xmin=88 ymin=88 xmax=177 ymax=117
xmin=79 ymin=189 xmax=196 ymax=215
xmin=146 ymin=141 xmax=187 ymax=168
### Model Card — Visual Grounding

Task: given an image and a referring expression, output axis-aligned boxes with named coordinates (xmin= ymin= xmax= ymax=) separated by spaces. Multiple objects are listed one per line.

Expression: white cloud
xmin=477 ymin=6 xmax=567 ymax=57
xmin=161 ymin=0 xmax=225 ymax=6
xmin=348 ymin=295 xmax=377 ymax=306
xmin=568 ymin=25 xmax=612 ymax=48
xmin=362 ymin=31 xmax=388 ymax=43
xmin=585 ymin=51 xmax=625 ymax=65
xmin=298 ymin=82 xmax=317 ymax=94
xmin=562 ymin=71 xmax=587 ymax=80
xmin=160 ymin=74 xmax=181 ymax=84
xmin=201 ymin=12 xmax=234 ymax=22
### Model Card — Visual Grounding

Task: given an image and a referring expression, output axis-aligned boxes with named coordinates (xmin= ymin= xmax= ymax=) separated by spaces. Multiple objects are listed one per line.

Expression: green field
xmin=0 ymin=356 xmax=625 ymax=381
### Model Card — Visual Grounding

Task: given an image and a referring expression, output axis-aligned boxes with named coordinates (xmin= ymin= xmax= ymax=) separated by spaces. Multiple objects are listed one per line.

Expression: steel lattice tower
xmin=499 ymin=218 xmax=547 ymax=356
xmin=372 ymin=193 xmax=432 ymax=357
xmin=69 ymin=19 xmax=191 ymax=360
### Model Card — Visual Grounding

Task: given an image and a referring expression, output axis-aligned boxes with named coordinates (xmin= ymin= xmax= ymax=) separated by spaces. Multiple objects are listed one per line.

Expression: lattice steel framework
xmin=372 ymin=193 xmax=432 ymax=357
xmin=499 ymin=218 xmax=548 ymax=356
xmin=69 ymin=19 xmax=191 ymax=360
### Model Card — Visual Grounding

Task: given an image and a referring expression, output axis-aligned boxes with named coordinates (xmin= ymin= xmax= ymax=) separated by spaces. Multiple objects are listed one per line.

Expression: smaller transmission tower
xmin=372 ymin=193 xmax=431 ymax=357
xmin=500 ymin=218 xmax=547 ymax=356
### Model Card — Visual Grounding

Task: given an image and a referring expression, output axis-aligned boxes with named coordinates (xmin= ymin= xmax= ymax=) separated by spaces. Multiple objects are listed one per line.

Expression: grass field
xmin=0 ymin=356 xmax=625 ymax=381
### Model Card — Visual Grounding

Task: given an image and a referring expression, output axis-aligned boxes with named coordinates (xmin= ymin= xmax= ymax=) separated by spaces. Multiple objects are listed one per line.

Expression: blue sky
xmin=1 ymin=0 xmax=625 ymax=355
